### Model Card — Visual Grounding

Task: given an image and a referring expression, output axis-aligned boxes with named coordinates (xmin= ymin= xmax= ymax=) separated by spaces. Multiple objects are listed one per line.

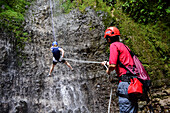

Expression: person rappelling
xmin=48 ymin=41 xmax=74 ymax=77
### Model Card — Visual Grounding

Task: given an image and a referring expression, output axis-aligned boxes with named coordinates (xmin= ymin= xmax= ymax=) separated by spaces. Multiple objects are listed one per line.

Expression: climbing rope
xmin=108 ymin=88 xmax=112 ymax=113
xmin=65 ymin=58 xmax=108 ymax=69
xmin=65 ymin=58 xmax=102 ymax=64
xmin=50 ymin=0 xmax=56 ymax=41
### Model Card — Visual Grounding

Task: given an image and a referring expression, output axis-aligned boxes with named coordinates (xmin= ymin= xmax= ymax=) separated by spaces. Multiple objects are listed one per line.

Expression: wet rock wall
xmin=0 ymin=0 xmax=119 ymax=112
xmin=0 ymin=0 xmax=169 ymax=113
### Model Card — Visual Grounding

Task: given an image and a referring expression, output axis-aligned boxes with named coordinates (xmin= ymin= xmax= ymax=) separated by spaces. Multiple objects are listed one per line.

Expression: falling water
xmin=0 ymin=0 xmax=116 ymax=112
xmin=50 ymin=0 xmax=56 ymax=41
xmin=1 ymin=0 xmax=169 ymax=113
xmin=39 ymin=0 xmax=90 ymax=112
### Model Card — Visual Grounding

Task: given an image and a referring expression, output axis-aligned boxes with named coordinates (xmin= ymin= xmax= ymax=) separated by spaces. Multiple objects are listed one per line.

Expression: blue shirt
xmin=51 ymin=47 xmax=61 ymax=60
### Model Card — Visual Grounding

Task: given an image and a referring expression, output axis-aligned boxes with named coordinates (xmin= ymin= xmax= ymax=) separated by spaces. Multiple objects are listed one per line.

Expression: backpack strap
xmin=118 ymin=44 xmax=137 ymax=75
xmin=118 ymin=60 xmax=130 ymax=72
xmin=118 ymin=60 xmax=137 ymax=75
xmin=123 ymin=45 xmax=135 ymax=58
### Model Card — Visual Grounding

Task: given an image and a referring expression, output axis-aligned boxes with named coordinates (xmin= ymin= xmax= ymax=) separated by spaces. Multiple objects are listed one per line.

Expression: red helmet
xmin=104 ymin=27 xmax=120 ymax=38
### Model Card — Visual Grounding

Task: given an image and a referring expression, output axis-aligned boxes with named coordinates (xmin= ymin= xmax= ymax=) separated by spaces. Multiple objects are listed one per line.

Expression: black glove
xmin=59 ymin=57 xmax=63 ymax=62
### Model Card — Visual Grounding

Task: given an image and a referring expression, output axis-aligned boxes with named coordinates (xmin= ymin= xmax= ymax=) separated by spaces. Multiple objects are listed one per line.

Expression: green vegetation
xmin=121 ymin=0 xmax=169 ymax=24
xmin=0 ymin=0 xmax=34 ymax=66
xmin=60 ymin=0 xmax=115 ymax=12
xmin=59 ymin=0 xmax=115 ymax=28
xmin=0 ymin=0 xmax=33 ymax=50
xmin=115 ymin=3 xmax=169 ymax=79
xmin=60 ymin=0 xmax=170 ymax=86
xmin=114 ymin=1 xmax=169 ymax=85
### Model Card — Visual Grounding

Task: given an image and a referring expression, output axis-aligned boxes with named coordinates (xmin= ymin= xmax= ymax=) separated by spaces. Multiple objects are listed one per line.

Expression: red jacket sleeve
xmin=109 ymin=43 xmax=118 ymax=65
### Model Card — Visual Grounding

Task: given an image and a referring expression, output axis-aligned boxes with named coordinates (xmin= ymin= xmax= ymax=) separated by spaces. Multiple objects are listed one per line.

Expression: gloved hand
xmin=59 ymin=57 xmax=63 ymax=62
xmin=101 ymin=61 xmax=108 ymax=66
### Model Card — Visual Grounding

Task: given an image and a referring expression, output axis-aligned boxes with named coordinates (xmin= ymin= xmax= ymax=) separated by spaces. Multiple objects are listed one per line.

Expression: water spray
xmin=65 ymin=58 xmax=112 ymax=113
xmin=50 ymin=0 xmax=56 ymax=41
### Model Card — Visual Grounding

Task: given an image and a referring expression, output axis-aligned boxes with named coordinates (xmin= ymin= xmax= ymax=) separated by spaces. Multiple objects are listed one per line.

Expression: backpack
xmin=112 ymin=44 xmax=154 ymax=112
xmin=118 ymin=44 xmax=151 ymax=101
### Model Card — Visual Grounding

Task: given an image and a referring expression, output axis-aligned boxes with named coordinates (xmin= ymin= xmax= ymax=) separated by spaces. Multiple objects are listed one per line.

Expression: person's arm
xmin=59 ymin=48 xmax=64 ymax=58
xmin=106 ymin=64 xmax=116 ymax=75
xmin=101 ymin=61 xmax=109 ymax=66
xmin=107 ymin=43 xmax=118 ymax=75
xmin=101 ymin=61 xmax=116 ymax=75
xmin=50 ymin=46 xmax=53 ymax=51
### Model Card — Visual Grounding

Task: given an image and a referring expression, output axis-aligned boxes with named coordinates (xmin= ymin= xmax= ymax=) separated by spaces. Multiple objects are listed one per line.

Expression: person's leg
xmin=119 ymin=96 xmax=138 ymax=113
xmin=49 ymin=64 xmax=55 ymax=76
xmin=117 ymin=82 xmax=138 ymax=113
xmin=64 ymin=61 xmax=73 ymax=70
xmin=48 ymin=58 xmax=57 ymax=76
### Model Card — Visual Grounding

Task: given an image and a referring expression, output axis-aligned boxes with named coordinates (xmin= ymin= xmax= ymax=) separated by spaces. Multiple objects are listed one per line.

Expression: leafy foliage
xmin=121 ymin=0 xmax=170 ymax=24
xmin=60 ymin=0 xmax=115 ymax=28
xmin=59 ymin=0 xmax=75 ymax=13
xmin=114 ymin=1 xmax=170 ymax=85
xmin=0 ymin=0 xmax=32 ymax=51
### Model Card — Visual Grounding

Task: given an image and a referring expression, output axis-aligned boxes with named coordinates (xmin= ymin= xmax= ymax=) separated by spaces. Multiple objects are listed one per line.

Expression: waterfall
xmin=1 ymin=0 xmax=170 ymax=113
xmin=50 ymin=0 xmax=56 ymax=41
xmin=0 ymin=0 xmax=119 ymax=112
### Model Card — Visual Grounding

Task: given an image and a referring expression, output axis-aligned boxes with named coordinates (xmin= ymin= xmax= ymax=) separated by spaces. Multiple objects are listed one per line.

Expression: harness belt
xmin=119 ymin=74 xmax=137 ymax=82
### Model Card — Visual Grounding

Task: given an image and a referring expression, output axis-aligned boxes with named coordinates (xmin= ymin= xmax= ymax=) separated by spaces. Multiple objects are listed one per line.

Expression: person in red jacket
xmin=101 ymin=27 xmax=138 ymax=113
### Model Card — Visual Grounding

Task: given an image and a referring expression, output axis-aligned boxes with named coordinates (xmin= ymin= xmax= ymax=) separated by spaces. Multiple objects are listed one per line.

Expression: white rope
xmin=108 ymin=88 xmax=112 ymax=113
xmin=65 ymin=58 xmax=102 ymax=64
xmin=104 ymin=64 xmax=108 ymax=69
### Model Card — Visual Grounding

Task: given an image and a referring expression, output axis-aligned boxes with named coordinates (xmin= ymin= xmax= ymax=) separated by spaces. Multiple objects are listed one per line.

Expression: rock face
xmin=0 ymin=0 xmax=169 ymax=113
xmin=0 ymin=0 xmax=118 ymax=113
